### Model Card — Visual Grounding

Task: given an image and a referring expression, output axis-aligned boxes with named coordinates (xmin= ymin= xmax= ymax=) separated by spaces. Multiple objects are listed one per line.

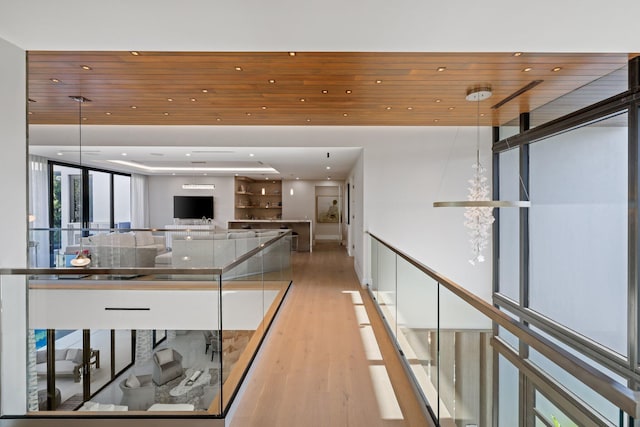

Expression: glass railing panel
xmin=376 ymin=242 xmax=397 ymax=330
xmin=370 ymin=236 xmax=379 ymax=295
xmin=395 ymin=256 xmax=439 ymax=416
xmin=529 ymin=112 xmax=628 ymax=356
xmin=438 ymin=283 xmax=494 ymax=427
xmin=497 ymin=324 xmax=519 ymax=351
xmin=534 ymin=390 xmax=581 ymax=427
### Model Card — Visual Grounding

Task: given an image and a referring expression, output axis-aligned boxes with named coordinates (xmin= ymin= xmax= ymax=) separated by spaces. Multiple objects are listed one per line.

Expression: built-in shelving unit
xmin=234 ymin=176 xmax=282 ymax=220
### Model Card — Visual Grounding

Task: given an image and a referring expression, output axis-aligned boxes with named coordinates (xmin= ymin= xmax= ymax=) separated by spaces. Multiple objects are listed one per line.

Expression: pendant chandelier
xmin=69 ymin=95 xmax=92 ymax=267
xmin=433 ymin=87 xmax=530 ymax=265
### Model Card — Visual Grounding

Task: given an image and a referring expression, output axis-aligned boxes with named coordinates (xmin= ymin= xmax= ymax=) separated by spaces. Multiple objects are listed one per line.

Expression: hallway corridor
xmin=229 ymin=242 xmax=430 ymax=427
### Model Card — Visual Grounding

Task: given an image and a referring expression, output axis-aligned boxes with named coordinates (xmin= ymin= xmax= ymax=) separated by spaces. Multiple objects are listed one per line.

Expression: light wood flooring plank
xmin=229 ymin=242 xmax=430 ymax=427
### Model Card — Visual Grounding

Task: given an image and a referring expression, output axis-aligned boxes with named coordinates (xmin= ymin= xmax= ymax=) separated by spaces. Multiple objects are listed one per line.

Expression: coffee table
xmin=169 ymin=368 xmax=211 ymax=404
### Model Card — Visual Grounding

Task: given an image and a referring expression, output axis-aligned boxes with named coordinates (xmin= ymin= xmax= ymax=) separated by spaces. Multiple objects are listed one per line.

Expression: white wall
xmin=147 ymin=175 xmax=234 ymax=229
xmin=348 ymin=152 xmax=365 ymax=275
xmin=358 ymin=126 xmax=493 ymax=302
xmin=0 ymin=35 xmax=27 ymax=415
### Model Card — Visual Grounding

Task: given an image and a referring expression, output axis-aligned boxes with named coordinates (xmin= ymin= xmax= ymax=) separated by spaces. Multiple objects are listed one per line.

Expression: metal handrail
xmin=368 ymin=232 xmax=640 ymax=418
xmin=1 ymin=230 xmax=291 ymax=277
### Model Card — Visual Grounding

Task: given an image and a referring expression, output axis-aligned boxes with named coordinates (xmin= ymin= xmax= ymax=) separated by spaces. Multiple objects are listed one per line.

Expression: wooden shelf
xmin=235 ymin=176 xmax=283 ymax=219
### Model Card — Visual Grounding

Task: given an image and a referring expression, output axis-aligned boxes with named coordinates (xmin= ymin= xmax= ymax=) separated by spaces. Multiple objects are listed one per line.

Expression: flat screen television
xmin=173 ymin=196 xmax=214 ymax=219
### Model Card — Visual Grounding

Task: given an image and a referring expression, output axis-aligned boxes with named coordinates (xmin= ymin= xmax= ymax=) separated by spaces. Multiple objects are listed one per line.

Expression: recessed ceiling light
xmin=345 ymin=90 xmax=352 ymax=94
xmin=130 ymin=105 xmax=137 ymax=109
xmin=375 ymin=80 xmax=382 ymax=84
xmin=201 ymin=89 xmax=208 ymax=93
xmin=185 ymin=153 xmax=191 ymax=157
xmin=326 ymin=166 xmax=331 ymax=170
xmin=299 ymin=98 xmax=306 ymax=102
xmin=190 ymin=98 xmax=197 ymax=102
xmin=249 ymin=153 xmax=255 ymax=157
xmin=105 ymin=112 xmax=112 ymax=115
xmin=437 ymin=67 xmax=447 ymax=72
xmin=407 ymin=107 xmax=413 ymax=110
xmin=288 ymin=52 xmax=296 ymax=56
xmin=552 ymin=66 xmax=562 ymax=72
xmin=322 ymin=90 xmax=328 ymax=94
xmin=296 ymin=177 xmax=300 ymax=180
xmin=121 ymin=152 xmax=127 ymax=156
xmin=522 ymin=67 xmax=532 ymax=72
xmin=306 ymin=118 xmax=311 ymax=122
xmin=50 ymin=78 xmax=60 ymax=83
xmin=513 ymin=52 xmax=523 ymax=57
xmin=235 ymin=173 xmax=239 ymax=176
xmin=265 ymin=177 xmax=269 ymax=180
xmin=172 ymin=173 xmax=176 ymax=176
xmin=130 ymin=51 xmax=140 ymax=56
xmin=28 ymin=111 xmax=33 ymax=115
xmin=385 ymin=106 xmax=392 ymax=110
xmin=343 ymin=113 xmax=348 ymax=117
xmin=163 ymin=112 xmax=169 ymax=116
xmin=448 ymin=107 xmax=455 ymax=110
xmin=261 ymin=106 xmax=267 ymax=110
xmin=57 ymin=152 xmax=63 ymax=156
xmin=235 ymin=66 xmax=243 ymax=71
xmin=246 ymin=112 xmax=252 ymax=116
xmin=434 ymin=119 xmax=439 ymax=123
xmin=216 ymin=118 xmax=221 ymax=121
xmin=480 ymin=113 xmax=485 ymax=117
xmin=82 ymin=117 xmax=87 ymax=121
xmin=435 ymin=99 xmax=442 ymax=103
xmin=81 ymin=65 xmax=92 ymax=70
xmin=268 ymin=79 xmax=276 ymax=84
xmin=327 ymin=177 xmax=331 ymax=180
xmin=167 ymin=98 xmax=173 ymax=102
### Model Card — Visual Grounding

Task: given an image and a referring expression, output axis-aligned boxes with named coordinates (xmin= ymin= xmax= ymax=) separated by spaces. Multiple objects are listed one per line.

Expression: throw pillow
xmin=65 ymin=348 xmax=80 ymax=361
xmin=135 ymin=231 xmax=155 ymax=247
xmin=154 ymin=348 xmax=174 ymax=365
xmin=125 ymin=374 xmax=140 ymax=389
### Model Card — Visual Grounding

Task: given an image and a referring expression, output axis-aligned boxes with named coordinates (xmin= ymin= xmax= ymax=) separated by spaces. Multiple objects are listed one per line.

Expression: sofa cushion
xmin=36 ymin=350 xmax=47 ymax=364
xmin=65 ymin=348 xmax=82 ymax=363
xmin=154 ymin=348 xmax=174 ymax=365
xmin=135 ymin=231 xmax=155 ymax=247
xmin=125 ymin=374 xmax=141 ymax=389
xmin=228 ymin=231 xmax=255 ymax=239
xmin=54 ymin=349 xmax=68 ymax=360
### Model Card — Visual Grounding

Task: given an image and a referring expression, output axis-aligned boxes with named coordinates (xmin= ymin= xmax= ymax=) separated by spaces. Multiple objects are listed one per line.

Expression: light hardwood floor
xmin=229 ymin=242 xmax=431 ymax=427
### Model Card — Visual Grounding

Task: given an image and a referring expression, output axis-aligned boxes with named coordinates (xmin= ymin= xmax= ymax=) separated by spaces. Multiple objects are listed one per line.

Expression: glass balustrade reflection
xmin=1 ymin=228 xmax=291 ymax=418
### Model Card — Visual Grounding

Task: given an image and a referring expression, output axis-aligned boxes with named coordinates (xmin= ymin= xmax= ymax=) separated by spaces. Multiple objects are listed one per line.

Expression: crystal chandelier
xmin=433 ymin=87 xmax=530 ymax=264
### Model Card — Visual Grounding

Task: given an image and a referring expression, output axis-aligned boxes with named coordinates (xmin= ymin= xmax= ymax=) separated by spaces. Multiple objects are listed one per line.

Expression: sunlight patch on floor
xmin=369 ymin=365 xmax=404 ymax=420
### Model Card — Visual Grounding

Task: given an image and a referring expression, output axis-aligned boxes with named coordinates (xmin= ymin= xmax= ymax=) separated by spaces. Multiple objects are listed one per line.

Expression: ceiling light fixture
xmin=522 ymin=67 xmax=533 ymax=72
xmin=167 ymin=98 xmax=173 ymax=102
xmin=185 ymin=153 xmax=191 ymax=157
xmin=343 ymin=113 xmax=348 ymax=117
xmin=182 ymin=184 xmax=216 ymax=190
xmin=326 ymin=166 xmax=331 ymax=170
xmin=201 ymin=89 xmax=208 ymax=93
xmin=322 ymin=90 xmax=328 ymax=94
xmin=69 ymin=95 xmax=92 ymax=267
xmin=268 ymin=79 xmax=276 ymax=84
xmin=435 ymin=99 xmax=442 ymax=103
xmin=190 ymin=98 xmax=197 ymax=102
xmin=513 ymin=52 xmax=523 ymax=57
xmin=345 ymin=90 xmax=352 ymax=94
xmin=289 ymin=52 xmax=296 ymax=56
xmin=552 ymin=66 xmax=562 ymax=72
xmin=81 ymin=65 xmax=92 ymax=70
xmin=130 ymin=105 xmax=137 ymax=109
xmin=50 ymin=78 xmax=60 ymax=83
xmin=375 ymin=80 xmax=382 ymax=84
xmin=130 ymin=51 xmax=140 ymax=56
xmin=433 ymin=86 xmax=530 ymax=264
xmin=235 ymin=66 xmax=243 ymax=71
xmin=437 ymin=67 xmax=447 ymax=72
xmin=261 ymin=106 xmax=267 ymax=110
xmin=121 ymin=152 xmax=127 ymax=156
xmin=164 ymin=112 xmax=169 ymax=116
xmin=299 ymin=98 xmax=306 ymax=102
xmin=105 ymin=112 xmax=112 ymax=115
xmin=407 ymin=107 xmax=413 ymax=110
xmin=386 ymin=106 xmax=392 ymax=110
xmin=108 ymin=160 xmax=279 ymax=174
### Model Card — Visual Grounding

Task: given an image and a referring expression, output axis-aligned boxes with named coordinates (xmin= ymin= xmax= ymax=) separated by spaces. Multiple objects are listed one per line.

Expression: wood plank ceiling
xmin=27 ymin=51 xmax=633 ymax=127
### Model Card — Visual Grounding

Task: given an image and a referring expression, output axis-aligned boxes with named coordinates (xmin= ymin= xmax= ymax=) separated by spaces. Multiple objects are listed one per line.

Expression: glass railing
xmin=369 ymin=233 xmax=640 ymax=426
xmin=0 ymin=228 xmax=292 ymax=419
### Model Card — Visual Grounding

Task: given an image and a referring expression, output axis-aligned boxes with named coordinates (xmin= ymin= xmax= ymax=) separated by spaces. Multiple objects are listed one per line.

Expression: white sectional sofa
xmin=66 ymin=231 xmax=168 ymax=268
xmin=167 ymin=230 xmax=288 ymax=277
